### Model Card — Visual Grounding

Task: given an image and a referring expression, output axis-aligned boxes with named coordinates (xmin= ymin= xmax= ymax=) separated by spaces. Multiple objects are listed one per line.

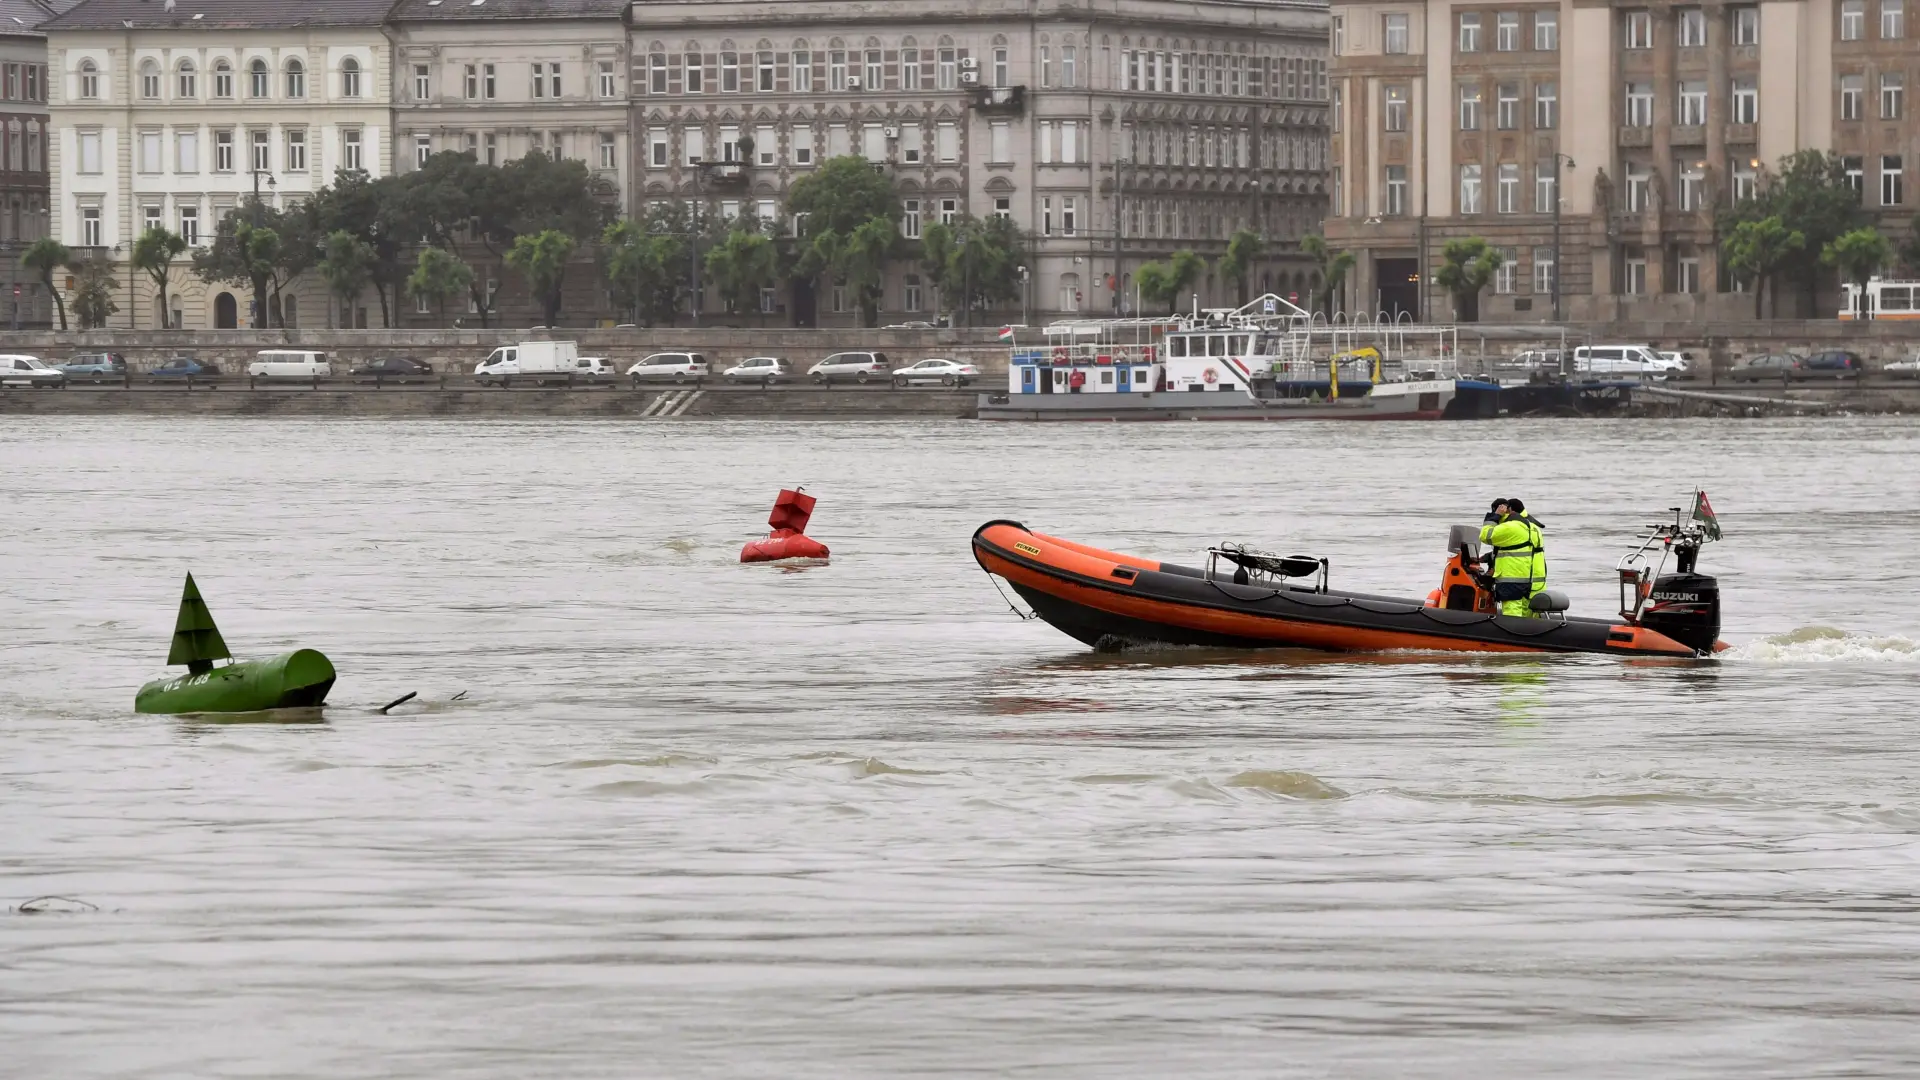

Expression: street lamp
xmin=688 ymin=157 xmax=707 ymax=326
xmin=249 ymin=166 xmax=276 ymax=328
xmin=1110 ymin=157 xmax=1133 ymax=313
xmin=1550 ymin=152 xmax=1575 ymax=323
xmin=1017 ymin=264 xmax=1029 ymax=328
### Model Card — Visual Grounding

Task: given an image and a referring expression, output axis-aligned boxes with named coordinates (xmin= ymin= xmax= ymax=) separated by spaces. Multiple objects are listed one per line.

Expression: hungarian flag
xmin=1691 ymin=490 xmax=1722 ymax=540
xmin=997 ymin=326 xmax=1015 ymax=342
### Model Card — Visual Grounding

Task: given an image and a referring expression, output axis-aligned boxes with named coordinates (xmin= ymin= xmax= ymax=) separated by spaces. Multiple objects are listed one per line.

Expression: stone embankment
xmin=0 ymin=381 xmax=980 ymax=420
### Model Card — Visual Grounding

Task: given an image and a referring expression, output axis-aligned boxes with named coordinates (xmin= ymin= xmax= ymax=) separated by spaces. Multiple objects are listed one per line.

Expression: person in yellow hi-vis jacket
xmin=1479 ymin=498 xmax=1547 ymax=617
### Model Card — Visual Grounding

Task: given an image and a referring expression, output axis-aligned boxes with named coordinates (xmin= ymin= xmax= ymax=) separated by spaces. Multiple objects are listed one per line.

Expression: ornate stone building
xmin=0 ymin=0 xmax=55 ymax=328
xmin=628 ymin=0 xmax=1332 ymax=325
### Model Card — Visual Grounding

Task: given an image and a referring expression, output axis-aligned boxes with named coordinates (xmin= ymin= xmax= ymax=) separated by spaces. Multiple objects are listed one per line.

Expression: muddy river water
xmin=4 ymin=415 xmax=1919 ymax=1078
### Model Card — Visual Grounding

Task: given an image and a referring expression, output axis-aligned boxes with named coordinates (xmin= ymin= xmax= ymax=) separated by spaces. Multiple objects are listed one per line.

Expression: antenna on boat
xmin=165 ymin=573 xmax=231 ymax=676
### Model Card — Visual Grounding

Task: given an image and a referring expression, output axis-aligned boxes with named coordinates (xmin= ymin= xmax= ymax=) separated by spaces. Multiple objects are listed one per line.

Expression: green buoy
xmin=134 ymin=574 xmax=336 ymax=715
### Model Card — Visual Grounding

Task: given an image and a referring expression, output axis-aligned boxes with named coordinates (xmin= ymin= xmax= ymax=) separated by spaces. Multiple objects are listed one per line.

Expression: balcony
xmin=698 ymin=161 xmax=749 ymax=187
xmin=970 ymin=84 xmax=1026 ymax=115
xmin=1618 ymin=126 xmax=1653 ymax=148
xmin=1671 ymin=124 xmax=1706 ymax=146
xmin=1724 ymin=122 xmax=1756 ymax=145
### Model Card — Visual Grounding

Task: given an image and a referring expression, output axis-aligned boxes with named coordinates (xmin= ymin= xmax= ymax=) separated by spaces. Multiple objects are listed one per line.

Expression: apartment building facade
xmin=627 ymin=0 xmax=1332 ymax=325
xmin=0 ymin=0 xmax=54 ymax=328
xmin=43 ymin=0 xmax=393 ymax=329
xmin=1326 ymin=0 xmax=1881 ymax=322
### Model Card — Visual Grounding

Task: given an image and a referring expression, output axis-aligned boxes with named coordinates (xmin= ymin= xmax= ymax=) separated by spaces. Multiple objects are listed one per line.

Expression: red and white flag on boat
xmin=997 ymin=326 xmax=1016 ymax=342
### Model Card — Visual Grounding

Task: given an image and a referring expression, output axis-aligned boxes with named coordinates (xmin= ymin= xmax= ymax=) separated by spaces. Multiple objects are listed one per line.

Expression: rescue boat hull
xmin=973 ymin=521 xmax=1708 ymax=658
xmin=975 ymin=379 xmax=1454 ymax=421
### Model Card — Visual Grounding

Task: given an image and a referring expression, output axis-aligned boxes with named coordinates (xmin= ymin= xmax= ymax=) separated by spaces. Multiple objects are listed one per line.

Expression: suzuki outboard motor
xmin=1638 ymin=544 xmax=1720 ymax=655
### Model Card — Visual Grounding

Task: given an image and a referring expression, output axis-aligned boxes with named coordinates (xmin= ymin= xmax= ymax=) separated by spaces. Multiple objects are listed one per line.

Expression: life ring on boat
xmin=1203 ymin=367 xmax=1218 ymax=384
xmin=1051 ymin=346 xmax=1069 ymax=363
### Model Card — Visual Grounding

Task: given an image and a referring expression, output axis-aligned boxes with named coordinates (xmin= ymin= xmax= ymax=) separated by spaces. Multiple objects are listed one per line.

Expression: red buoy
xmin=740 ymin=488 xmax=831 ymax=562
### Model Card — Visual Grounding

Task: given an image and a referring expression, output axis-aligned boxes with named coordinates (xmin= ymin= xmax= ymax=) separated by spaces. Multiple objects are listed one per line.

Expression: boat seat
xmin=1528 ymin=589 xmax=1571 ymax=613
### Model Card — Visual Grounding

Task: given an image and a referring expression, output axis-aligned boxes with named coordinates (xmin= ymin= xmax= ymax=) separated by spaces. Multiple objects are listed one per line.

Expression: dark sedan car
xmin=350 ymin=356 xmax=435 ymax=382
xmin=147 ymin=357 xmax=221 ymax=381
xmin=1798 ymin=349 xmax=1864 ymax=379
xmin=1727 ymin=353 xmax=1803 ymax=382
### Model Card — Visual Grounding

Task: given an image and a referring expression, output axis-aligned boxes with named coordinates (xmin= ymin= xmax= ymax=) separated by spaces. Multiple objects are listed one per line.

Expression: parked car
xmin=1799 ymin=349 xmax=1864 ymax=379
xmin=0 ymin=354 xmax=67 ymax=388
xmin=1884 ymin=356 xmax=1920 ymax=377
xmin=1572 ymin=344 xmax=1667 ymax=377
xmin=350 ymin=356 xmax=435 ymax=382
xmin=573 ymin=356 xmax=618 ymax=380
xmin=808 ymin=351 xmax=891 ymax=383
xmin=1727 ymin=353 xmax=1803 ymax=382
xmin=891 ymin=358 xmax=980 ymax=387
xmin=57 ymin=352 xmax=128 ymax=382
xmin=722 ymin=356 xmax=794 ymax=383
xmin=147 ymin=357 xmax=220 ymax=381
xmin=1656 ymin=350 xmax=1696 ymax=375
xmin=628 ymin=352 xmax=711 ymax=384
xmin=248 ymin=350 xmax=333 ymax=379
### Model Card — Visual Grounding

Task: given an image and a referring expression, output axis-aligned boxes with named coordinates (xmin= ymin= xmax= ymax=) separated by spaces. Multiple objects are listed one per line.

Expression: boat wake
xmin=1726 ymin=626 xmax=1920 ymax=662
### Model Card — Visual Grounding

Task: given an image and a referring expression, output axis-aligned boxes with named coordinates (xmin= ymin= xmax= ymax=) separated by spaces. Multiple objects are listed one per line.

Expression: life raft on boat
xmin=972 ymin=511 xmax=1726 ymax=658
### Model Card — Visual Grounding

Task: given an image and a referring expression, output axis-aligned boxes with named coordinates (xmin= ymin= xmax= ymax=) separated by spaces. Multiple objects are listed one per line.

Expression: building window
xmin=902 ymin=198 xmax=920 ymax=238
xmin=1626 ymin=163 xmax=1650 ymax=211
xmin=1534 ymin=246 xmax=1555 ymax=293
xmin=1063 ymin=45 xmax=1077 ymax=88
xmin=1845 ymin=155 xmax=1864 ymax=196
xmin=1734 ymin=6 xmax=1761 ymax=44
xmin=1496 ymin=12 xmax=1520 ymax=50
xmin=1625 ymin=10 xmax=1653 ymax=48
xmin=285 ymin=59 xmax=305 ymax=99
xmin=1678 ymin=162 xmax=1704 ymax=210
xmin=1625 ymin=256 xmax=1647 ymax=294
xmin=213 ymin=129 xmax=232 ymax=171
xmin=1494 ymin=248 xmax=1516 ymax=293
xmin=483 ymin=63 xmax=496 ymax=99
xmin=210 ymin=60 xmax=230 ymax=98
xmin=599 ymin=133 xmax=617 ymax=170
xmin=1459 ymin=13 xmax=1482 ymax=51
xmin=343 ymin=129 xmax=363 ymax=171
xmin=176 ymin=130 xmax=198 ymax=173
xmin=1382 ymin=163 xmax=1413 ymax=213
xmin=179 ymin=206 xmax=199 ymax=245
xmin=1496 ymin=83 xmax=1519 ymax=129
xmin=756 ymin=53 xmax=774 ymax=92
xmin=1732 ymin=77 xmax=1758 ymax=123
xmin=903 ymin=275 xmax=922 ymax=311
xmin=1331 ymin=16 xmax=1345 ymax=55
xmin=901 ymin=47 xmax=920 ymax=90
xmin=413 ymin=133 xmax=429 ymax=168
xmin=1679 ymin=7 xmax=1707 ymax=45
xmin=1041 ymin=195 xmax=1053 ymax=235
xmin=789 ymin=49 xmax=810 ymax=92
xmin=288 ymin=128 xmax=308 ymax=172
xmin=1058 ymin=273 xmax=1081 ymax=313
xmin=250 ymin=129 xmax=270 ymax=172
xmin=79 ymin=59 xmax=99 ymax=99
xmin=1497 ymin=162 xmax=1520 ymax=212
xmin=1063 ymin=196 xmax=1078 ymax=236
xmin=1882 ymin=154 xmax=1903 ymax=205
xmin=177 ymin=60 xmax=196 ymax=99
xmin=1883 ymin=72 xmax=1905 ymax=118
xmin=1678 ymin=257 xmax=1701 ymax=294
xmin=1460 ymin=164 xmax=1483 ymax=213
xmin=792 ymin=125 xmax=813 ymax=165
xmin=1842 ymin=0 xmax=1864 ymax=39
xmin=465 ymin=64 xmax=478 ymax=98
xmin=1384 ymin=84 xmax=1408 ymax=131
xmin=937 ymin=121 xmax=958 ymax=162
xmin=1384 ymin=14 xmax=1410 ymax=54
xmin=651 ymin=53 xmax=668 ymax=93
xmin=992 ymin=46 xmax=1008 ymax=87
xmin=1535 ymin=81 xmax=1558 ymax=128
xmin=1535 ymin=11 xmax=1559 ymax=49
xmin=828 ymin=49 xmax=846 ymax=90
xmin=683 ymin=127 xmax=704 ymax=164
xmin=993 ymin=196 xmax=1011 ymax=219
xmin=864 ymin=48 xmax=882 ymax=90
xmin=649 ymin=130 xmax=668 ymax=167
xmin=484 ymin=132 xmax=498 ymax=166
xmin=686 ymin=52 xmax=704 ymax=93
xmin=1626 ymin=82 xmax=1654 ymax=126
xmin=1536 ymin=160 xmax=1557 ymax=212
xmin=139 ymin=60 xmax=159 ymax=99
xmin=1678 ymin=80 xmax=1707 ymax=125
xmin=414 ymin=64 xmax=430 ymax=100
xmin=1733 ymin=162 xmax=1757 ymax=201
xmin=341 ymin=57 xmax=361 ymax=98
xmin=1842 ymin=74 xmax=1864 ymax=119
xmin=137 ymin=129 xmax=161 ymax=173
xmin=722 ymin=52 xmax=739 ymax=92
xmin=938 ymin=47 xmax=957 ymax=89
xmin=82 ymin=207 xmax=101 ymax=247
xmin=939 ymin=197 xmax=957 ymax=225
xmin=1886 ymin=0 xmax=1907 ymax=37
xmin=1458 ymin=84 xmax=1482 ymax=131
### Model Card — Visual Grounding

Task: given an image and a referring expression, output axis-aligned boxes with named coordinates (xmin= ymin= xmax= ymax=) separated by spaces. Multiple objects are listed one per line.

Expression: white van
xmin=1572 ymin=344 xmax=1665 ymax=377
xmin=248 ymin=350 xmax=332 ymax=379
xmin=474 ymin=341 xmax=582 ymax=386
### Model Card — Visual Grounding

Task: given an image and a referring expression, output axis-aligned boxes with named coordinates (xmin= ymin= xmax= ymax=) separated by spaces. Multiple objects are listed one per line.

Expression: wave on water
xmin=1222 ymin=769 xmax=1349 ymax=800
xmin=1727 ymin=625 xmax=1920 ymax=663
